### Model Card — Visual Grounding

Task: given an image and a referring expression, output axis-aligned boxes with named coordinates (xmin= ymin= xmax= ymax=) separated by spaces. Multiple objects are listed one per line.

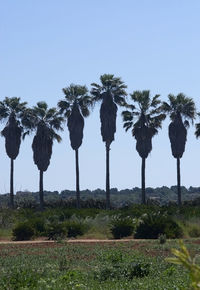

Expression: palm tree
xmin=58 ymin=84 xmax=91 ymax=208
xmin=91 ymin=74 xmax=127 ymax=209
xmin=29 ymin=102 xmax=63 ymax=210
xmin=162 ymin=93 xmax=195 ymax=206
xmin=122 ymin=91 xmax=166 ymax=204
xmin=0 ymin=97 xmax=27 ymax=208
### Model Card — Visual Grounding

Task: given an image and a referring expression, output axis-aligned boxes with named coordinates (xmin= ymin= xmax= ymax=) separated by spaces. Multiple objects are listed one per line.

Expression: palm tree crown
xmin=162 ymin=93 xmax=196 ymax=158
xmin=58 ymin=84 xmax=91 ymax=150
xmin=91 ymin=74 xmax=127 ymax=146
xmin=122 ymin=90 xmax=166 ymax=158
xmin=30 ymin=102 xmax=63 ymax=172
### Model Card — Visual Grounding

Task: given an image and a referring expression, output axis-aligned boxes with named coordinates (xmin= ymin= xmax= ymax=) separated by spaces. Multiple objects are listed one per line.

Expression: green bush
xmin=126 ymin=262 xmax=150 ymax=279
xmin=66 ymin=221 xmax=88 ymax=238
xmin=134 ymin=213 xmax=183 ymax=239
xmin=158 ymin=234 xmax=167 ymax=244
xmin=12 ymin=222 xmax=35 ymax=241
xmin=45 ymin=222 xmax=67 ymax=240
xmin=29 ymin=217 xmax=45 ymax=236
xmin=110 ymin=216 xmax=137 ymax=239
xmin=188 ymin=224 xmax=200 ymax=238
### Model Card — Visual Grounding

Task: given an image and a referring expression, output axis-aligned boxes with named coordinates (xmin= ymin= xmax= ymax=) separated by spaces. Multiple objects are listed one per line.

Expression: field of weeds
xmin=0 ymin=239 xmax=200 ymax=289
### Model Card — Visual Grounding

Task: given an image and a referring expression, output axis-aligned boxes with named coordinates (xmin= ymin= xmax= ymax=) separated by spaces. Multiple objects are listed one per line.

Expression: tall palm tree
xmin=29 ymin=102 xmax=63 ymax=210
xmin=162 ymin=93 xmax=195 ymax=206
xmin=0 ymin=97 xmax=27 ymax=208
xmin=91 ymin=74 xmax=127 ymax=209
xmin=122 ymin=91 xmax=166 ymax=204
xmin=58 ymin=84 xmax=91 ymax=209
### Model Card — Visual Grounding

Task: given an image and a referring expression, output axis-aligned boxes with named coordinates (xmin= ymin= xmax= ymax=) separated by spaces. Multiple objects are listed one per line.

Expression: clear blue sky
xmin=0 ymin=0 xmax=200 ymax=194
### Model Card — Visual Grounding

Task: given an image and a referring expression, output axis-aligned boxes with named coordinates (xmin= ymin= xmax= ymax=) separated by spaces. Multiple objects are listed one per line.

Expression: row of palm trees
xmin=0 ymin=74 xmax=199 ymax=210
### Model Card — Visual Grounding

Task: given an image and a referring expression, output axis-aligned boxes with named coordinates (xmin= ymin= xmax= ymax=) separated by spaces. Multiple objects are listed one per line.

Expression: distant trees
xmin=91 ymin=74 xmax=127 ymax=209
xmin=162 ymin=93 xmax=196 ymax=206
xmin=122 ymin=91 xmax=166 ymax=204
xmin=0 ymin=97 xmax=28 ymax=208
xmin=58 ymin=84 xmax=92 ymax=208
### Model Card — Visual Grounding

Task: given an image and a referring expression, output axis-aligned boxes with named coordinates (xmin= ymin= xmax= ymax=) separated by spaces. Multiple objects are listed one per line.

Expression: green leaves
xmin=91 ymin=74 xmax=127 ymax=105
xmin=58 ymin=84 xmax=92 ymax=118
xmin=163 ymin=93 xmax=196 ymax=122
xmin=122 ymin=91 xmax=165 ymax=135
xmin=166 ymin=240 xmax=200 ymax=289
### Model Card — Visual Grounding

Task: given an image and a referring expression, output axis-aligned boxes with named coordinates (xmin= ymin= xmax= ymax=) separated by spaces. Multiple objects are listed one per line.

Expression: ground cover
xmin=0 ymin=239 xmax=199 ymax=289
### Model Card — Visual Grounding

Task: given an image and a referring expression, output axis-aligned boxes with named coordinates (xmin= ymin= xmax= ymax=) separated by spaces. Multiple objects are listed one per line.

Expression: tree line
xmin=0 ymin=74 xmax=199 ymax=209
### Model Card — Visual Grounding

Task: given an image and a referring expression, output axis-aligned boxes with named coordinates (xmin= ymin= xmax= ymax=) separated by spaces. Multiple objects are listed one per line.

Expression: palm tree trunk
xmin=141 ymin=157 xmax=146 ymax=204
xmin=39 ymin=170 xmax=44 ymax=210
xmin=10 ymin=158 xmax=14 ymax=208
xmin=75 ymin=149 xmax=80 ymax=209
xmin=177 ymin=157 xmax=181 ymax=206
xmin=106 ymin=143 xmax=111 ymax=209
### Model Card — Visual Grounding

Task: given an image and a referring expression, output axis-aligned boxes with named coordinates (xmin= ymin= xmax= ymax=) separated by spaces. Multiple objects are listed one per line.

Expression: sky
xmin=0 ymin=0 xmax=200 ymax=194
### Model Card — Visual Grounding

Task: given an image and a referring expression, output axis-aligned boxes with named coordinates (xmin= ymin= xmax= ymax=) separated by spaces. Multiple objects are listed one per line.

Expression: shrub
xmin=159 ymin=234 xmax=167 ymax=244
xmin=29 ymin=217 xmax=45 ymax=236
xmin=12 ymin=222 xmax=35 ymax=241
xmin=45 ymin=222 xmax=67 ymax=240
xmin=66 ymin=221 xmax=88 ymax=238
xmin=134 ymin=212 xmax=183 ymax=239
xmin=110 ymin=216 xmax=138 ymax=239
xmin=126 ymin=262 xmax=150 ymax=279
xmin=188 ymin=224 xmax=200 ymax=238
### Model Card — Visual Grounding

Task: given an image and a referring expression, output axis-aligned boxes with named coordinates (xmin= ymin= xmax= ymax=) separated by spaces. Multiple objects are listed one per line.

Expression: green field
xmin=0 ymin=239 xmax=199 ymax=289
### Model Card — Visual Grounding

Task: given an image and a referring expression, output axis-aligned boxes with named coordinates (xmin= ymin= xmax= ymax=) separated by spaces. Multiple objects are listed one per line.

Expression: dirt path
xmin=0 ymin=239 xmax=136 ymax=244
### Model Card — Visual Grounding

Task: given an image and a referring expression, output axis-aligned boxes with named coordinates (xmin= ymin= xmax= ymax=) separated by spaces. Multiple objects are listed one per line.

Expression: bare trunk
xmin=39 ymin=170 xmax=44 ymax=210
xmin=141 ymin=157 xmax=146 ymax=204
xmin=75 ymin=149 xmax=80 ymax=208
xmin=177 ymin=157 xmax=181 ymax=206
xmin=10 ymin=158 xmax=14 ymax=208
xmin=106 ymin=144 xmax=111 ymax=209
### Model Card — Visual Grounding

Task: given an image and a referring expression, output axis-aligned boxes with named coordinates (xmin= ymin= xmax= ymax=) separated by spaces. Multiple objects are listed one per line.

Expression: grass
xmin=0 ymin=239 xmax=199 ymax=289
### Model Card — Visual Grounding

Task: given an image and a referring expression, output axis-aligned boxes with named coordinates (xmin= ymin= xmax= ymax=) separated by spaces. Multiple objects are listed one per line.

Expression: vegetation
xmin=27 ymin=102 xmax=64 ymax=210
xmin=58 ymin=84 xmax=92 ymax=208
xmin=91 ymin=74 xmax=127 ymax=209
xmin=0 ymin=82 xmax=199 ymax=209
xmin=0 ymin=97 xmax=28 ymax=208
xmin=0 ymin=239 xmax=199 ymax=289
xmin=167 ymin=240 xmax=200 ymax=289
xmin=162 ymin=93 xmax=196 ymax=206
xmin=122 ymin=91 xmax=166 ymax=204
xmin=1 ymin=203 xmax=200 ymax=241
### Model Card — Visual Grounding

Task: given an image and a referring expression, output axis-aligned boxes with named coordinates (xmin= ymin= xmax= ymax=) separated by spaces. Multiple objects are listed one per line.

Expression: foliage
xmin=110 ymin=215 xmax=139 ymax=239
xmin=45 ymin=222 xmax=67 ymax=240
xmin=166 ymin=240 xmax=200 ymax=289
xmin=159 ymin=233 xmax=167 ymax=244
xmin=0 ymin=240 xmax=192 ymax=289
xmin=134 ymin=212 xmax=183 ymax=239
xmin=66 ymin=220 xmax=89 ymax=238
xmin=122 ymin=91 xmax=166 ymax=158
xmin=12 ymin=222 xmax=35 ymax=240
xmin=127 ymin=261 xmax=150 ymax=279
